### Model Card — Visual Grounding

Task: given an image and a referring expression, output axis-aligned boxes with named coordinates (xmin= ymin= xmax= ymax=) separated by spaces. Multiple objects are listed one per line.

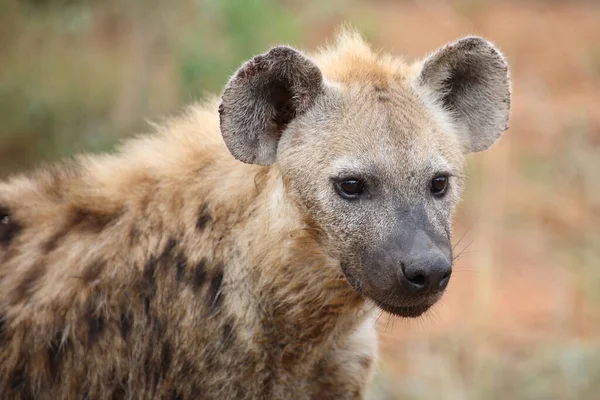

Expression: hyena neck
xmin=223 ymin=166 xmax=367 ymax=365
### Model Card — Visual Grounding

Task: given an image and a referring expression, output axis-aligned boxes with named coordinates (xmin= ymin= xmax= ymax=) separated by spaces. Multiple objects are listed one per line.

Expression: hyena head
xmin=219 ymin=32 xmax=510 ymax=317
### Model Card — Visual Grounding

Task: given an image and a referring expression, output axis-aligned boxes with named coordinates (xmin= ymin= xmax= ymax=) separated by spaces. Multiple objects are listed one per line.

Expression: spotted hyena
xmin=0 ymin=30 xmax=510 ymax=399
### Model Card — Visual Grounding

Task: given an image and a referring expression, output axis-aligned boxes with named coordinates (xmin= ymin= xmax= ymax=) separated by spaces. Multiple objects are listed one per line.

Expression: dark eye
xmin=430 ymin=176 xmax=449 ymax=197
xmin=336 ymin=179 xmax=365 ymax=199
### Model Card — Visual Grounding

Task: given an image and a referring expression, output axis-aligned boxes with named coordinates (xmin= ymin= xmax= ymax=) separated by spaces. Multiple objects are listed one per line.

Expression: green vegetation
xmin=0 ymin=0 xmax=303 ymax=175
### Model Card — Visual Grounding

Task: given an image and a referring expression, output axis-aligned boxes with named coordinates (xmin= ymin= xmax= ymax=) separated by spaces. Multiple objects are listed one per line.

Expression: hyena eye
xmin=430 ymin=175 xmax=449 ymax=197
xmin=336 ymin=179 xmax=365 ymax=199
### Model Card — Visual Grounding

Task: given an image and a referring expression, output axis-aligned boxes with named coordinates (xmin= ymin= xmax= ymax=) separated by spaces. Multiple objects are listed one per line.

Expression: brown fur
xmin=0 ymin=29 xmax=510 ymax=399
xmin=0 ymin=105 xmax=372 ymax=399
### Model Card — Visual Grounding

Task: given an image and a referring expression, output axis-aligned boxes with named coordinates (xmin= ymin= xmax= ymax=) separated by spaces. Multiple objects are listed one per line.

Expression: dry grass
xmin=2 ymin=1 xmax=599 ymax=399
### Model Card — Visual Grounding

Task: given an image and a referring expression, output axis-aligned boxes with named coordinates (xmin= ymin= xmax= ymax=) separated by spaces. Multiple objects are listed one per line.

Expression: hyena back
xmin=0 ymin=31 xmax=510 ymax=399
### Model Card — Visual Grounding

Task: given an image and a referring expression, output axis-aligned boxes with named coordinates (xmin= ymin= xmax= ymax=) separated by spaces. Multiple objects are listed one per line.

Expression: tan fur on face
xmin=0 ymin=29 xmax=509 ymax=399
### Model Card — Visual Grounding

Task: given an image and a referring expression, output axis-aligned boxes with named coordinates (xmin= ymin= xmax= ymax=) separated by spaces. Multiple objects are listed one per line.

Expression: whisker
xmin=452 ymin=217 xmax=479 ymax=252
xmin=452 ymin=239 xmax=475 ymax=263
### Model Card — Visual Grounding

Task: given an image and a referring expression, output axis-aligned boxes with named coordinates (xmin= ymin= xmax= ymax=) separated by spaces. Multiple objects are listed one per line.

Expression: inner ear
xmin=269 ymin=79 xmax=296 ymax=130
xmin=439 ymin=60 xmax=481 ymax=113
xmin=219 ymin=46 xmax=324 ymax=165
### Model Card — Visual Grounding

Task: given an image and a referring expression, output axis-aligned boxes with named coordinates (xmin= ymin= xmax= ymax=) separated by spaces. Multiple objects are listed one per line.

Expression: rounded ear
xmin=415 ymin=37 xmax=511 ymax=153
xmin=219 ymin=46 xmax=324 ymax=165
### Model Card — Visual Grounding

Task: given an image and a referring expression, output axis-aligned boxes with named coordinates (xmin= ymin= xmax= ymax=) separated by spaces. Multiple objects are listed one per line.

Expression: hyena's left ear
xmin=219 ymin=46 xmax=324 ymax=165
xmin=414 ymin=37 xmax=511 ymax=153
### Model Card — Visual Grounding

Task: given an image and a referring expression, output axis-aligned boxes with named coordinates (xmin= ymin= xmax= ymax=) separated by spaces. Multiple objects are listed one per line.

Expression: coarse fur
xmin=0 ymin=29 xmax=510 ymax=399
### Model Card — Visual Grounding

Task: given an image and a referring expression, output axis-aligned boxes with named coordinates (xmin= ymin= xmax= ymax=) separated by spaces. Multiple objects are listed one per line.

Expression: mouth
xmin=374 ymin=301 xmax=434 ymax=318
xmin=339 ymin=263 xmax=441 ymax=318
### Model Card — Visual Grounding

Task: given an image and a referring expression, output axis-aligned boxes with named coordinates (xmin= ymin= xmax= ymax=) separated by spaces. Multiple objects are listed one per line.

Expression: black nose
xmin=398 ymin=256 xmax=452 ymax=294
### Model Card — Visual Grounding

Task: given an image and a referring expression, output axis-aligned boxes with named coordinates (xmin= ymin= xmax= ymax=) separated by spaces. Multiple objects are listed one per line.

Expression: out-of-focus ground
xmin=1 ymin=1 xmax=599 ymax=399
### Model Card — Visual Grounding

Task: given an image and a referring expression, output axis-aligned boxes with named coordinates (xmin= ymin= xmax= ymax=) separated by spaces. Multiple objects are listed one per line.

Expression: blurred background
xmin=1 ymin=0 xmax=599 ymax=398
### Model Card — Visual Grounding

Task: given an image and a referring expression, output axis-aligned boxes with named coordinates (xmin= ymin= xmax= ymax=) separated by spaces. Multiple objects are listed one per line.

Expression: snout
xmin=398 ymin=251 xmax=452 ymax=295
xmin=359 ymin=227 xmax=453 ymax=318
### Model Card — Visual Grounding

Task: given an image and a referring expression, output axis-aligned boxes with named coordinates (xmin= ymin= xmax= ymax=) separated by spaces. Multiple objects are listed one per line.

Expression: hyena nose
xmin=398 ymin=254 xmax=452 ymax=294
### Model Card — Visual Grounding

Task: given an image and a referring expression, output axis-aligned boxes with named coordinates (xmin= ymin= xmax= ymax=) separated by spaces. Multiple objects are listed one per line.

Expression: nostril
xmin=410 ymin=273 xmax=426 ymax=287
xmin=400 ymin=263 xmax=427 ymax=290
xmin=438 ymin=272 xmax=451 ymax=290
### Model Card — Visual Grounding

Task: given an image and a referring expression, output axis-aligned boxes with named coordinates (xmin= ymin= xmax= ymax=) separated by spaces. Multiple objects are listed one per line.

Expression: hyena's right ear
xmin=219 ymin=46 xmax=324 ymax=165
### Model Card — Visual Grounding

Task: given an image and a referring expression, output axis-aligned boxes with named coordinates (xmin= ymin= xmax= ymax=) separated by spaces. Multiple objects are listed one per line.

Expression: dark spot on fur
xmin=110 ymin=385 xmax=127 ymax=400
xmin=153 ymin=368 xmax=160 ymax=395
xmin=43 ymin=207 xmax=120 ymax=253
xmin=160 ymin=238 xmax=177 ymax=260
xmin=10 ymin=367 xmax=33 ymax=398
xmin=81 ymin=261 xmax=103 ymax=284
xmin=175 ymin=254 xmax=186 ymax=287
xmin=143 ymin=256 xmax=157 ymax=320
xmin=143 ymin=356 xmax=153 ymax=393
xmin=152 ymin=318 xmax=166 ymax=340
xmin=170 ymin=389 xmax=184 ymax=400
xmin=144 ymin=256 xmax=157 ymax=289
xmin=43 ymin=226 xmax=73 ymax=254
xmin=196 ymin=205 xmax=211 ymax=231
xmin=161 ymin=342 xmax=172 ymax=375
xmin=0 ymin=314 xmax=5 ymax=344
xmin=0 ymin=206 xmax=22 ymax=246
xmin=141 ymin=323 xmax=166 ymax=395
xmin=42 ymin=235 xmax=60 ymax=253
xmin=358 ymin=356 xmax=372 ymax=370
xmin=69 ymin=206 xmax=120 ymax=233
xmin=119 ymin=312 xmax=132 ymax=341
xmin=144 ymin=296 xmax=151 ymax=319
xmin=203 ymin=346 xmax=218 ymax=370
xmin=109 ymin=371 xmax=129 ymax=400
xmin=87 ymin=314 xmax=104 ymax=349
xmin=209 ymin=267 xmax=224 ymax=313
xmin=128 ymin=227 xmax=141 ymax=247
xmin=10 ymin=368 xmax=25 ymax=389
xmin=10 ymin=263 xmax=45 ymax=305
xmin=377 ymin=94 xmax=390 ymax=102
xmin=191 ymin=259 xmax=207 ymax=292
xmin=222 ymin=320 xmax=235 ymax=349
xmin=48 ymin=331 xmax=66 ymax=382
